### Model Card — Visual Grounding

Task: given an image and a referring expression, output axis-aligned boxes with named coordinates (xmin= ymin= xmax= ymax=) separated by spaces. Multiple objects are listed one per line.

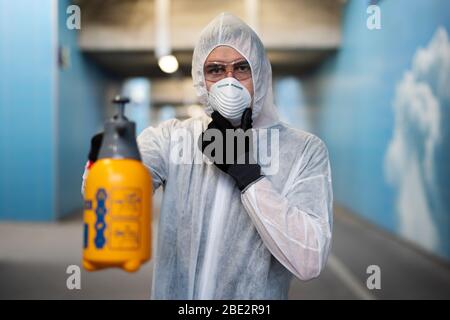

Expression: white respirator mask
xmin=207 ymin=77 xmax=252 ymax=125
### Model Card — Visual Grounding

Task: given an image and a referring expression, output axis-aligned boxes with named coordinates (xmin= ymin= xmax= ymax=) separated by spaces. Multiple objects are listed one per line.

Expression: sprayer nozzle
xmin=112 ymin=95 xmax=130 ymax=119
xmin=98 ymin=94 xmax=140 ymax=160
xmin=113 ymin=96 xmax=130 ymax=105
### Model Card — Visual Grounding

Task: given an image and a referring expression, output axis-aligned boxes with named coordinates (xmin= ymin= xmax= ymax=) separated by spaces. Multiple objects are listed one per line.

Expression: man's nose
xmin=226 ymin=70 xmax=236 ymax=79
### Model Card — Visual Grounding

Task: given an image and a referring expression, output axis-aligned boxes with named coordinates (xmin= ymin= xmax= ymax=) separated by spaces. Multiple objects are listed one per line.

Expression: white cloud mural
xmin=385 ymin=27 xmax=450 ymax=253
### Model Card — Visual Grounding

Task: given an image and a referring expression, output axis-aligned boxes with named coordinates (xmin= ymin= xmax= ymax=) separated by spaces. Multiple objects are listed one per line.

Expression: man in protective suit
xmin=84 ymin=12 xmax=333 ymax=300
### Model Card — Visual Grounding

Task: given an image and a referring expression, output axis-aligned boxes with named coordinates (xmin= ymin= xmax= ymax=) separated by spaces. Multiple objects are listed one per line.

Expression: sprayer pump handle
xmin=113 ymin=96 xmax=130 ymax=105
xmin=112 ymin=95 xmax=130 ymax=118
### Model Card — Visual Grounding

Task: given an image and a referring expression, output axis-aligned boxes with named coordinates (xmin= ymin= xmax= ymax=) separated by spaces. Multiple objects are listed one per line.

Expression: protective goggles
xmin=204 ymin=59 xmax=252 ymax=82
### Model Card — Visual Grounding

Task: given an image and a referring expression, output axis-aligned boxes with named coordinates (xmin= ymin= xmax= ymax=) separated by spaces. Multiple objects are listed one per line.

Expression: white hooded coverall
xmin=84 ymin=12 xmax=333 ymax=300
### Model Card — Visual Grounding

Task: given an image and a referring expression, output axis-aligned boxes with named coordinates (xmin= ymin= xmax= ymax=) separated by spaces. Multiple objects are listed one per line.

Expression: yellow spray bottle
xmin=83 ymin=96 xmax=152 ymax=272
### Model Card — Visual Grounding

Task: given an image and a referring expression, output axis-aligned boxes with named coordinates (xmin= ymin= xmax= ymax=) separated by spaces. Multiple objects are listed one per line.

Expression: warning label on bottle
xmin=110 ymin=221 xmax=140 ymax=250
xmin=110 ymin=188 xmax=142 ymax=219
xmin=109 ymin=188 xmax=142 ymax=250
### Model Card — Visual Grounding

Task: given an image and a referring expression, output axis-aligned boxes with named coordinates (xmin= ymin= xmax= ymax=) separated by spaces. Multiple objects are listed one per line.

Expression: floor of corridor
xmin=1 ymin=195 xmax=449 ymax=299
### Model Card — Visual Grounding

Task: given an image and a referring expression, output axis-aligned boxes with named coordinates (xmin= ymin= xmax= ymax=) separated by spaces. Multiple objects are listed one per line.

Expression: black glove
xmin=200 ymin=109 xmax=263 ymax=191
xmin=88 ymin=132 xmax=104 ymax=162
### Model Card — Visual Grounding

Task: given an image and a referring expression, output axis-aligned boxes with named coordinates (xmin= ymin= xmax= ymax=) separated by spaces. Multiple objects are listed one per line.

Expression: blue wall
xmin=57 ymin=0 xmax=116 ymax=218
xmin=0 ymin=0 xmax=113 ymax=220
xmin=274 ymin=77 xmax=313 ymax=133
xmin=0 ymin=0 xmax=57 ymax=220
xmin=314 ymin=0 xmax=450 ymax=260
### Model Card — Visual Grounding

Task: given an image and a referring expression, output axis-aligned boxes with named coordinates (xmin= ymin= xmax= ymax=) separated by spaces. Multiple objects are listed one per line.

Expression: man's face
xmin=204 ymin=45 xmax=254 ymax=99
